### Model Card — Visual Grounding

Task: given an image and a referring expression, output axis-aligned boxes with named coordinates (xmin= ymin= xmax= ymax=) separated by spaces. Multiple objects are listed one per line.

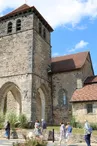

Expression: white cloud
xmin=52 ymin=52 xmax=59 ymax=57
xmin=0 ymin=0 xmax=97 ymax=28
xmin=69 ymin=40 xmax=89 ymax=52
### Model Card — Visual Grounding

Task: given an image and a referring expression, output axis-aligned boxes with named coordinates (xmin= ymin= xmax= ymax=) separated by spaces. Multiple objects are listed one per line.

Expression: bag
xmin=88 ymin=127 xmax=92 ymax=133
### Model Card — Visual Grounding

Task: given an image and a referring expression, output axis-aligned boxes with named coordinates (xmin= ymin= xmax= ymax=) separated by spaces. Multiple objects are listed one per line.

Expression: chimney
xmin=77 ymin=78 xmax=83 ymax=89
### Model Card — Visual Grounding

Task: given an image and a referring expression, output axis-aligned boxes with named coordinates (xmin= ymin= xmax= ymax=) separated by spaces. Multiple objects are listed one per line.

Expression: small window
xmin=16 ymin=19 xmax=21 ymax=31
xmin=43 ymin=28 xmax=46 ymax=39
xmin=87 ymin=104 xmax=93 ymax=114
xmin=39 ymin=22 xmax=42 ymax=35
xmin=7 ymin=22 xmax=12 ymax=33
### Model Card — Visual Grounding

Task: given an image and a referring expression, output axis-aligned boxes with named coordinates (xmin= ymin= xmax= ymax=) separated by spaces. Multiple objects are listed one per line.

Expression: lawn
xmin=47 ymin=126 xmax=97 ymax=135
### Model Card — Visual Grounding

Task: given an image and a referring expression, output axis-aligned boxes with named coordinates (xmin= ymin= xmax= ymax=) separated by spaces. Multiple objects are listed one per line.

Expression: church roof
xmin=0 ymin=4 xmax=53 ymax=32
xmin=51 ymin=51 xmax=90 ymax=73
xmin=84 ymin=76 xmax=97 ymax=84
xmin=71 ymin=83 xmax=97 ymax=102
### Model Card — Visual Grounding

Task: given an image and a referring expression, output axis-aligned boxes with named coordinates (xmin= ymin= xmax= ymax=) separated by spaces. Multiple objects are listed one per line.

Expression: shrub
xmin=75 ymin=122 xmax=82 ymax=128
xmin=5 ymin=112 xmax=18 ymax=129
xmin=18 ymin=114 xmax=27 ymax=128
xmin=0 ymin=112 xmax=5 ymax=129
xmin=90 ymin=123 xmax=97 ymax=130
xmin=70 ymin=116 xmax=76 ymax=127
xmin=13 ymin=139 xmax=47 ymax=146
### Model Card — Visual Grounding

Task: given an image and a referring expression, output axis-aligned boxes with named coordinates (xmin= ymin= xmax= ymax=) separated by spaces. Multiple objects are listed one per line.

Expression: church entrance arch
xmin=36 ymin=87 xmax=45 ymax=121
xmin=0 ymin=82 xmax=22 ymax=115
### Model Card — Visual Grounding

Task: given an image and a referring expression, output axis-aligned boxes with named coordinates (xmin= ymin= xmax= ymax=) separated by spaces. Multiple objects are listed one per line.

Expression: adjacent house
xmin=71 ymin=76 xmax=97 ymax=123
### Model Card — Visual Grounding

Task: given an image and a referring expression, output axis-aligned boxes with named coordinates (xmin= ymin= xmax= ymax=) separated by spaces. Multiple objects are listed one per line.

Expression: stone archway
xmin=0 ymin=82 xmax=22 ymax=115
xmin=36 ymin=87 xmax=45 ymax=121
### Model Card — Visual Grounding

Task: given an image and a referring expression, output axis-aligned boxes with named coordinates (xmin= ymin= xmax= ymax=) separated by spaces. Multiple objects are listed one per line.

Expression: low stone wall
xmin=0 ymin=129 xmax=97 ymax=144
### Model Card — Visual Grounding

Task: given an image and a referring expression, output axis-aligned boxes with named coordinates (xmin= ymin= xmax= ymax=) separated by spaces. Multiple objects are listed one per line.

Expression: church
xmin=0 ymin=4 xmax=96 ymax=125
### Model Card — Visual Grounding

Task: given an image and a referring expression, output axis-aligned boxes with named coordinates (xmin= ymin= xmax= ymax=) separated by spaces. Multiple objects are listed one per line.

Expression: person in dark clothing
xmin=41 ymin=119 xmax=47 ymax=135
xmin=5 ymin=121 xmax=10 ymax=139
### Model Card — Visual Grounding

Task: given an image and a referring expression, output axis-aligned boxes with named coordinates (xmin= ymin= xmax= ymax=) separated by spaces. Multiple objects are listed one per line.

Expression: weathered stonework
xmin=0 ymin=10 xmax=52 ymax=123
xmin=52 ymin=55 xmax=93 ymax=124
xmin=0 ymin=5 xmax=94 ymax=125
xmin=72 ymin=102 xmax=97 ymax=123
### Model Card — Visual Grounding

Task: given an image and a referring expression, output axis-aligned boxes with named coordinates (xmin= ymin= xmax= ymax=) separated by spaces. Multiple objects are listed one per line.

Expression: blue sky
xmin=0 ymin=0 xmax=97 ymax=74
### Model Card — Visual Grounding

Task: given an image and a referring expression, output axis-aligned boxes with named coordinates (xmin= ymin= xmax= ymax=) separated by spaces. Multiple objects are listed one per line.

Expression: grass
xmin=47 ymin=126 xmax=97 ymax=135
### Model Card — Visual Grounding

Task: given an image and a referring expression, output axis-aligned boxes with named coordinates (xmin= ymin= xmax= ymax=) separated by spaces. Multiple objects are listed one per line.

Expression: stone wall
xmin=0 ymin=11 xmax=52 ymax=123
xmin=72 ymin=102 xmax=97 ymax=123
xmin=52 ymin=55 xmax=94 ymax=124
xmin=31 ymin=14 xmax=52 ymax=123
xmin=0 ymin=74 xmax=32 ymax=120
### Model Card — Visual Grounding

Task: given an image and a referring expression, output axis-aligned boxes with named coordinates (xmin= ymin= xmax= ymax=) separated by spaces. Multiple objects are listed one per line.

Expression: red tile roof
xmin=71 ymin=84 xmax=97 ymax=102
xmin=84 ymin=76 xmax=97 ymax=84
xmin=0 ymin=4 xmax=53 ymax=32
xmin=51 ymin=51 xmax=89 ymax=73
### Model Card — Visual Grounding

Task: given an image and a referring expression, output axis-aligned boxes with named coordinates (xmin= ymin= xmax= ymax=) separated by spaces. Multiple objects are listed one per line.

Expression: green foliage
xmin=25 ymin=139 xmax=47 ymax=146
xmin=18 ymin=114 xmax=27 ymax=128
xmin=0 ymin=112 xmax=5 ymax=129
xmin=70 ymin=116 xmax=76 ymax=127
xmin=13 ymin=139 xmax=47 ymax=146
xmin=5 ymin=112 xmax=18 ymax=129
xmin=90 ymin=123 xmax=97 ymax=130
xmin=70 ymin=116 xmax=82 ymax=128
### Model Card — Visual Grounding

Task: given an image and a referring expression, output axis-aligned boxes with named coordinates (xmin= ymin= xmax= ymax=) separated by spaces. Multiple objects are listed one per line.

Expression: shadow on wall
xmin=51 ymin=59 xmax=76 ymax=73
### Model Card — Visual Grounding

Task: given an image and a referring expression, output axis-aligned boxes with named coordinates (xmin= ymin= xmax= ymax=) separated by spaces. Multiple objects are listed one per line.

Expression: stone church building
xmin=0 ymin=4 xmax=96 ymax=124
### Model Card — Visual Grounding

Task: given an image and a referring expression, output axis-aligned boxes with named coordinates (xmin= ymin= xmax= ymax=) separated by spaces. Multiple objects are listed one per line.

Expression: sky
xmin=0 ymin=0 xmax=97 ymax=74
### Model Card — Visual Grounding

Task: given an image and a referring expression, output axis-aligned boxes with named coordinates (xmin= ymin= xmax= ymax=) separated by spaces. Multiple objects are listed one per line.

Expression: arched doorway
xmin=36 ymin=87 xmax=45 ymax=121
xmin=0 ymin=82 xmax=22 ymax=115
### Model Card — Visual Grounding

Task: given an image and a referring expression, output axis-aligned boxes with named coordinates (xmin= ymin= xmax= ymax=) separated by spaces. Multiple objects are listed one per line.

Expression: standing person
xmin=34 ymin=120 xmax=42 ymax=137
xmin=5 ymin=121 xmax=10 ymax=139
xmin=65 ymin=122 xmax=72 ymax=145
xmin=84 ymin=120 xmax=92 ymax=146
xmin=59 ymin=122 xmax=65 ymax=145
xmin=41 ymin=119 xmax=47 ymax=134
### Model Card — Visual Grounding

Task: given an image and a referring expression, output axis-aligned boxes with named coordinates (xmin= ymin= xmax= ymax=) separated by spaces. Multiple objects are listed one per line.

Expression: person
xmin=59 ymin=122 xmax=65 ymax=145
xmin=4 ymin=121 xmax=10 ymax=139
xmin=65 ymin=122 xmax=72 ymax=144
xmin=41 ymin=119 xmax=47 ymax=134
xmin=84 ymin=120 xmax=92 ymax=146
xmin=34 ymin=120 xmax=42 ymax=138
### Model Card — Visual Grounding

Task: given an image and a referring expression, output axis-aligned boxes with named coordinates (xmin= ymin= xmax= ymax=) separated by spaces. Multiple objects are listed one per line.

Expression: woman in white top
xmin=59 ymin=122 xmax=65 ymax=145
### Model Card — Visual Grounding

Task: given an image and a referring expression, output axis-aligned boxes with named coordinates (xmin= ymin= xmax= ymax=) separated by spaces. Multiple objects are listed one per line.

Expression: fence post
xmin=52 ymin=129 xmax=54 ymax=142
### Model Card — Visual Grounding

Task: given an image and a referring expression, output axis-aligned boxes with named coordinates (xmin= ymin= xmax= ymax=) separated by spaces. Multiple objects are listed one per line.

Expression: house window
xmin=39 ymin=22 xmax=42 ymax=35
xmin=16 ymin=19 xmax=21 ymax=31
xmin=58 ymin=89 xmax=67 ymax=106
xmin=43 ymin=28 xmax=46 ymax=39
xmin=87 ymin=104 xmax=93 ymax=114
xmin=7 ymin=22 xmax=12 ymax=33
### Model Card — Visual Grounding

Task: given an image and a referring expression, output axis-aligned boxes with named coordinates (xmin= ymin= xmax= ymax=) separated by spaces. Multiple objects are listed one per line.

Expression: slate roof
xmin=71 ymin=84 xmax=97 ymax=102
xmin=0 ymin=4 xmax=53 ymax=32
xmin=51 ymin=51 xmax=89 ymax=73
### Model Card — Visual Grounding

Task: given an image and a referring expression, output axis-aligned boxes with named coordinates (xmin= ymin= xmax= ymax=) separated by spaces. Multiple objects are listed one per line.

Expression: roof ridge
xmin=1 ymin=4 xmax=30 ymax=18
xmin=52 ymin=51 xmax=89 ymax=59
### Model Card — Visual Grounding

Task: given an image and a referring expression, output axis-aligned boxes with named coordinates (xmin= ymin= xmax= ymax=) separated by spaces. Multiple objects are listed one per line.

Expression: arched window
xmin=7 ymin=22 xmax=12 ymax=33
xmin=39 ymin=22 xmax=42 ymax=35
xmin=58 ymin=89 xmax=67 ymax=106
xmin=43 ymin=28 xmax=46 ymax=39
xmin=16 ymin=19 xmax=21 ymax=31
